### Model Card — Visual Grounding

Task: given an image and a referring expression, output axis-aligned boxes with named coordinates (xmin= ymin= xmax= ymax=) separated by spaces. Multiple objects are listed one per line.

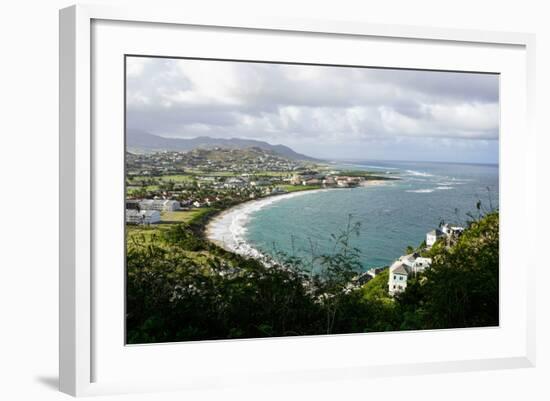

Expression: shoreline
xmin=205 ymin=181 xmax=390 ymax=258
xmin=205 ymin=188 xmax=330 ymax=258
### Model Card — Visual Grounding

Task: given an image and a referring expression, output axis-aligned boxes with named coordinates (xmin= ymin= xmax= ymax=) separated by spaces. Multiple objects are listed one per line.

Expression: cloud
xmin=125 ymin=56 xmax=499 ymax=162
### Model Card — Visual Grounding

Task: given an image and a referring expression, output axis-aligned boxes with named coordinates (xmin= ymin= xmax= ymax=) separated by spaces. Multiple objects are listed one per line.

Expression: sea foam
xmin=405 ymin=169 xmax=434 ymax=177
xmin=206 ymin=189 xmax=328 ymax=258
xmin=406 ymin=189 xmax=435 ymax=193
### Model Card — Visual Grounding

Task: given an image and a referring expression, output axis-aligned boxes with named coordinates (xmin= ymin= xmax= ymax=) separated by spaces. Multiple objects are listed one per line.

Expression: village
xmin=125 ymin=149 xmax=393 ymax=226
xmin=125 ymin=148 xmax=464 ymax=299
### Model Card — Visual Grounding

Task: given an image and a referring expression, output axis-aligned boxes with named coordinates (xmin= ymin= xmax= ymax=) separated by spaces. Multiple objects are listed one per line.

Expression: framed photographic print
xmin=59 ymin=4 xmax=536 ymax=397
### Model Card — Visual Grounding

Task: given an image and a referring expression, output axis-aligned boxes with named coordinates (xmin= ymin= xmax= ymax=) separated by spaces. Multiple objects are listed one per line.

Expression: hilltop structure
xmin=426 ymin=223 xmax=464 ymax=248
xmin=388 ymin=223 xmax=464 ymax=296
xmin=388 ymin=254 xmax=432 ymax=295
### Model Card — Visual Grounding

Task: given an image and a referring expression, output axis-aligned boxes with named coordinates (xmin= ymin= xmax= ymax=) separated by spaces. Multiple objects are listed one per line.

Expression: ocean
xmin=241 ymin=160 xmax=499 ymax=270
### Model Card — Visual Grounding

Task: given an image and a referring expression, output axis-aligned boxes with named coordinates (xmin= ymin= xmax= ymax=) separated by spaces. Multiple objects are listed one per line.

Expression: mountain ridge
xmin=127 ymin=130 xmax=319 ymax=161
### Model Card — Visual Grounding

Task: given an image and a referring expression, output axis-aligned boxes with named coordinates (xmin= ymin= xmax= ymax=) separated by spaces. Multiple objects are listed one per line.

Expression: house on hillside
xmin=441 ymin=223 xmax=464 ymax=237
xmin=125 ymin=209 xmax=161 ymax=225
xmin=426 ymin=228 xmax=444 ymax=247
xmin=412 ymin=257 xmax=432 ymax=274
xmin=366 ymin=266 xmax=388 ymax=279
xmin=388 ymin=261 xmax=409 ymax=295
xmin=426 ymin=224 xmax=465 ymax=248
xmin=388 ymin=254 xmax=432 ymax=296
xmin=399 ymin=253 xmax=432 ymax=274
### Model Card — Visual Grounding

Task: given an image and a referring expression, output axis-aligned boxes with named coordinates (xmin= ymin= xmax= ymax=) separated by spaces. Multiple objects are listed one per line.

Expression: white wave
xmin=349 ymin=163 xmax=398 ymax=170
xmin=436 ymin=186 xmax=454 ymax=190
xmin=405 ymin=169 xmax=434 ymax=177
xmin=406 ymin=188 xmax=435 ymax=193
xmin=206 ymin=189 xmax=329 ymax=258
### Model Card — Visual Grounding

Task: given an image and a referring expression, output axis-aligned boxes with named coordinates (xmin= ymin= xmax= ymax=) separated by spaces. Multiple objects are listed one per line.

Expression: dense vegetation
xmin=126 ymin=210 xmax=499 ymax=344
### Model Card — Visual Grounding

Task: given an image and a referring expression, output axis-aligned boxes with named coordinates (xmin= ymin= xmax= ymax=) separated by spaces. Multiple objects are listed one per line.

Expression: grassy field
xmin=160 ymin=208 xmax=212 ymax=224
xmin=280 ymin=184 xmax=322 ymax=192
xmin=131 ymin=171 xmax=295 ymax=180
xmin=126 ymin=208 xmax=212 ymax=245
xmin=127 ymin=185 xmax=159 ymax=195
xmin=129 ymin=174 xmax=195 ymax=183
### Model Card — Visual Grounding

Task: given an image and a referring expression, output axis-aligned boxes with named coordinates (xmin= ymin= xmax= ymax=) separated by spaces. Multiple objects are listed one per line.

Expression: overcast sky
xmin=126 ymin=56 xmax=499 ymax=164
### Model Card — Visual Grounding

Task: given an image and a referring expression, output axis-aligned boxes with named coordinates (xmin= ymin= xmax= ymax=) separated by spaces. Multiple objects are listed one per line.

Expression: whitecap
xmin=343 ymin=163 xmax=398 ymax=170
xmin=405 ymin=189 xmax=435 ymax=193
xmin=405 ymin=169 xmax=434 ymax=177
xmin=206 ymin=189 xmax=329 ymax=258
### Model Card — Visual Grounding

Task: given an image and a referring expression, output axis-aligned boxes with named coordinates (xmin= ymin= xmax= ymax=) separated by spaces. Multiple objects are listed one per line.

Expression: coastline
xmin=205 ymin=188 xmax=330 ymax=258
xmin=205 ymin=181 xmax=389 ymax=258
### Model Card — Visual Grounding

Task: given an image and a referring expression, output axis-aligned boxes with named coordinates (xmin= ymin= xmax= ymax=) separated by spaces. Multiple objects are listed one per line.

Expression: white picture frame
xmin=59 ymin=4 xmax=536 ymax=397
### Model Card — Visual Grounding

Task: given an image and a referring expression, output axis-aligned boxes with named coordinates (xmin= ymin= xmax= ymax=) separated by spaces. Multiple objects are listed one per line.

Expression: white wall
xmin=0 ymin=0 xmax=548 ymax=400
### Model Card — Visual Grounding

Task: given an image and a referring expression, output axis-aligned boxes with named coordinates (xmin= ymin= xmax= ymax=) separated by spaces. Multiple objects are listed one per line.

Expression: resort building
xmin=126 ymin=209 xmax=161 ymax=225
xmin=302 ymin=178 xmax=321 ymax=186
xmin=250 ymin=179 xmax=271 ymax=187
xmin=139 ymin=199 xmax=181 ymax=212
xmin=126 ymin=200 xmax=140 ymax=210
xmin=224 ymin=177 xmax=247 ymax=188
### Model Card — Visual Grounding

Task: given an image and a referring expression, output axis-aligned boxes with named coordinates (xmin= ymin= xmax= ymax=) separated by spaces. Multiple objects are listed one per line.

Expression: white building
xmin=126 ymin=209 xmax=161 ymax=225
xmin=160 ymin=200 xmax=180 ymax=211
xmin=426 ymin=228 xmax=444 ymax=247
xmin=139 ymin=199 xmax=180 ymax=212
xmin=388 ymin=260 xmax=409 ymax=295
xmin=441 ymin=223 xmax=465 ymax=237
xmin=250 ymin=179 xmax=271 ymax=186
xmin=366 ymin=266 xmax=387 ymax=279
xmin=224 ymin=177 xmax=247 ymax=188
xmin=412 ymin=257 xmax=432 ymax=274
xmin=426 ymin=224 xmax=465 ymax=248
xmin=388 ymin=254 xmax=432 ymax=295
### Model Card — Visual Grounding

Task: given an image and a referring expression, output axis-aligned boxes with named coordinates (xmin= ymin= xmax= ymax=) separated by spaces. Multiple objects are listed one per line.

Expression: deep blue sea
xmin=244 ymin=160 xmax=499 ymax=270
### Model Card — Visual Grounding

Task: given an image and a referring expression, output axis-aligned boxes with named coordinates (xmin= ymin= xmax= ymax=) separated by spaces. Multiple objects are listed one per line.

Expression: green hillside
xmin=126 ymin=210 xmax=499 ymax=343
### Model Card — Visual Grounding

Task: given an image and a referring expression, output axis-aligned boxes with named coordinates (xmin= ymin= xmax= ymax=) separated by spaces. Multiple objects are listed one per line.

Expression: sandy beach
xmin=205 ymin=189 xmax=330 ymax=257
xmin=205 ymin=180 xmax=392 ymax=258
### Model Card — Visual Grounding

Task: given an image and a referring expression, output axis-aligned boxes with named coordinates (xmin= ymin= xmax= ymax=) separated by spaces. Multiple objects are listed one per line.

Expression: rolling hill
xmin=126 ymin=130 xmax=318 ymax=161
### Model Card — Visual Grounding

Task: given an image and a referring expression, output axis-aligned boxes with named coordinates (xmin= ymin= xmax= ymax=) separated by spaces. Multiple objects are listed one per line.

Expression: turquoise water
xmin=244 ymin=161 xmax=499 ymax=270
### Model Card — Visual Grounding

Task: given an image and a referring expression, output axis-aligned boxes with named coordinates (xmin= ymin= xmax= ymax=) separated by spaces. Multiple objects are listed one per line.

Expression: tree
xmin=315 ymin=215 xmax=362 ymax=334
xmin=397 ymin=212 xmax=499 ymax=330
